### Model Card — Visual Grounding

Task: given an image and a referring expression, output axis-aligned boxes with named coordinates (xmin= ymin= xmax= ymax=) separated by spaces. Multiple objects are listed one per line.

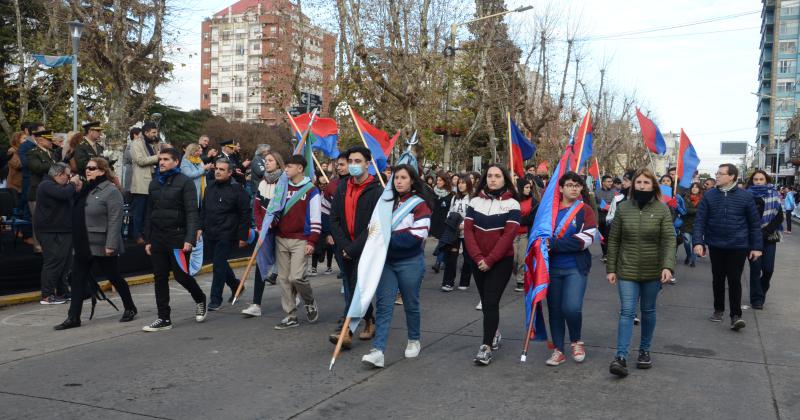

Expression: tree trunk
xmin=13 ymin=0 xmax=28 ymax=122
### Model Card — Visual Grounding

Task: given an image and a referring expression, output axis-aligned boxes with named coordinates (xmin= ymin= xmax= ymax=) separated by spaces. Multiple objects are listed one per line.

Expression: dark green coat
xmin=680 ymin=194 xmax=699 ymax=235
xmin=26 ymin=146 xmax=56 ymax=201
xmin=606 ymin=198 xmax=676 ymax=281
xmin=74 ymin=138 xmax=104 ymax=174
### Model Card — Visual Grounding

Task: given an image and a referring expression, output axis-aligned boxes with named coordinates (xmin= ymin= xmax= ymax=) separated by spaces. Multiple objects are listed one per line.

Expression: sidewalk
xmin=0 ymin=238 xmax=798 ymax=419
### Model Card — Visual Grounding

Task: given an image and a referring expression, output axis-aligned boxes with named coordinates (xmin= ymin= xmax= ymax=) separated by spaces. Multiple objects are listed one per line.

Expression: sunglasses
xmin=86 ymin=166 xmax=99 ymax=171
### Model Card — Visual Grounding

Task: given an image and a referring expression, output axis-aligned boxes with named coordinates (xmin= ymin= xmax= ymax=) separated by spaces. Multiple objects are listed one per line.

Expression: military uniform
xmin=74 ymin=121 xmax=105 ymax=174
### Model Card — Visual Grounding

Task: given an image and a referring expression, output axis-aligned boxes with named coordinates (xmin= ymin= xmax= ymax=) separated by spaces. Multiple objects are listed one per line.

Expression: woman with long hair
xmin=464 ymin=164 xmax=520 ymax=365
xmin=607 ymin=168 xmax=675 ymax=377
xmin=544 ymin=172 xmax=598 ymax=367
xmin=241 ymin=150 xmax=285 ymax=317
xmin=746 ymin=169 xmax=783 ymax=310
xmin=440 ymin=174 xmax=474 ymax=291
xmin=181 ymin=143 xmax=211 ymax=207
xmin=513 ymin=179 xmax=538 ymax=292
xmin=63 ymin=131 xmax=84 ymax=174
xmin=55 ymin=157 xmax=137 ymax=330
xmin=361 ymin=164 xmax=432 ymax=368
xmin=681 ymin=182 xmax=703 ymax=267
xmin=430 ymin=171 xmax=453 ymax=272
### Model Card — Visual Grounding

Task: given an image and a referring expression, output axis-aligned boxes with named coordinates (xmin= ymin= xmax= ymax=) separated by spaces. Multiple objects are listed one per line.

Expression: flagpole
xmin=507 ymin=112 xmax=514 ymax=177
xmin=329 ymin=317 xmax=352 ymax=370
xmin=285 ymin=111 xmax=330 ymax=183
xmin=347 ymin=105 xmax=386 ymax=188
xmin=520 ymin=304 xmax=536 ymax=362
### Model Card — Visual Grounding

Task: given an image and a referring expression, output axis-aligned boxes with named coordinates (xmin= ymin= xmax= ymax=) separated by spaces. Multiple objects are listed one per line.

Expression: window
xmin=252 ymin=43 xmax=261 ymax=51
xmin=221 ymin=65 xmax=230 ymax=72
xmin=202 ymin=79 xmax=210 ymax=85
xmin=203 ymin=93 xmax=209 ymax=100
xmin=776 ymin=98 xmax=796 ymax=113
xmin=234 ymin=93 xmax=244 ymax=102
xmin=250 ymin=107 xmax=260 ymax=115
xmin=202 ymin=63 xmax=210 ymax=70
xmin=780 ymin=40 xmax=797 ymax=55
xmin=234 ymin=78 xmax=244 ymax=87
xmin=781 ymin=21 xmax=798 ymax=35
xmin=782 ymin=0 xmax=800 ymax=16
xmin=779 ymin=59 xmax=796 ymax=74
xmin=234 ymin=109 xmax=244 ymax=118
xmin=210 ymin=89 xmax=218 ymax=95
xmin=221 ymin=93 xmax=230 ymax=103
xmin=236 ymin=44 xmax=245 ymax=55
xmin=203 ymin=47 xmax=210 ymax=53
xmin=235 ymin=63 xmax=245 ymax=71
xmin=222 ymin=30 xmax=231 ymax=41
xmin=777 ymin=78 xmax=796 ymax=93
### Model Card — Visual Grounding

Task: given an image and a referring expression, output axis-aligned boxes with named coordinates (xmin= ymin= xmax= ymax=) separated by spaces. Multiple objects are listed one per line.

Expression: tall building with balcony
xmin=200 ymin=0 xmax=336 ymax=125
xmin=757 ymin=0 xmax=799 ymax=174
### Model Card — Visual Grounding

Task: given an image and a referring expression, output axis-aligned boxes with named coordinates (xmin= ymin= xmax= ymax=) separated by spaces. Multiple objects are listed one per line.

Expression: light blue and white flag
xmin=32 ymin=54 xmax=74 ymax=68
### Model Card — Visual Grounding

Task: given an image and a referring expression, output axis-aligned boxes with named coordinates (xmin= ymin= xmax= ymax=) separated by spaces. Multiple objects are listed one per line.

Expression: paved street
xmin=1 ymin=237 xmax=799 ymax=420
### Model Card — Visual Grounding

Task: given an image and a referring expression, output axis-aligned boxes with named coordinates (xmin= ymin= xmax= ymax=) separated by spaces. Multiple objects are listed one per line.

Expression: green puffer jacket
xmin=606 ymin=198 xmax=676 ymax=281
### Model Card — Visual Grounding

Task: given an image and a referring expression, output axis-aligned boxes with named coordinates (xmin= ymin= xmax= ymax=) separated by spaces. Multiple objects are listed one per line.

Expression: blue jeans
xmin=749 ymin=241 xmax=776 ymax=306
xmin=372 ymin=254 xmax=425 ymax=352
xmin=207 ymin=239 xmax=240 ymax=306
xmin=682 ymin=232 xmax=696 ymax=265
xmin=130 ymin=194 xmax=148 ymax=240
xmin=547 ymin=267 xmax=587 ymax=352
xmin=616 ymin=279 xmax=661 ymax=359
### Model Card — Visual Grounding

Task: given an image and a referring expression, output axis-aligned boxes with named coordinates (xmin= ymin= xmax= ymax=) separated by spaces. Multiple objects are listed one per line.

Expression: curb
xmin=0 ymin=257 xmax=251 ymax=308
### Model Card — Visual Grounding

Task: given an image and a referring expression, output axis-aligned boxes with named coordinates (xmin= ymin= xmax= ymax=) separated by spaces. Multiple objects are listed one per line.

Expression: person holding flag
xmin=272 ymin=155 xmax=322 ymax=330
xmin=606 ymin=169 xmax=676 ymax=378
xmin=464 ymin=164 xmax=520 ymax=366
xmin=544 ymin=172 xmax=597 ymax=367
xmin=361 ymin=164 xmax=432 ymax=368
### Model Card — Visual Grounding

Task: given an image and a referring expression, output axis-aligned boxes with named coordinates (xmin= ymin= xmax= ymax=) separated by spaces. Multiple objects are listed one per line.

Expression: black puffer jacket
xmin=201 ymin=178 xmax=250 ymax=242
xmin=144 ymin=171 xmax=199 ymax=246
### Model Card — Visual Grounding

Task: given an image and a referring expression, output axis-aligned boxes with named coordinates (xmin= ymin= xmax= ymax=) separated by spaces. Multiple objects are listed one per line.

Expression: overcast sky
xmin=158 ymin=0 xmax=761 ymax=173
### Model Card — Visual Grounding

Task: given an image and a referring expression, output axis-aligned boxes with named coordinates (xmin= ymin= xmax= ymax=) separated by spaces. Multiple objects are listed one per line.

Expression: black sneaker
xmin=634 ymin=316 xmax=640 ymax=326
xmin=709 ymin=311 xmax=724 ymax=322
xmin=731 ymin=316 xmax=746 ymax=331
xmin=609 ymin=356 xmax=628 ymax=377
xmin=474 ymin=344 xmax=493 ymax=366
xmin=636 ymin=350 xmax=652 ymax=369
xmin=142 ymin=318 xmax=172 ymax=332
xmin=208 ymin=303 xmax=222 ymax=312
xmin=119 ymin=309 xmax=137 ymax=323
xmin=514 ymin=283 xmax=523 ymax=292
xmin=275 ymin=316 xmax=299 ymax=330
xmin=267 ymin=273 xmax=278 ymax=285
xmin=195 ymin=301 xmax=208 ymax=322
xmin=310 ymin=267 xmax=318 ymax=276
xmin=305 ymin=300 xmax=319 ymax=323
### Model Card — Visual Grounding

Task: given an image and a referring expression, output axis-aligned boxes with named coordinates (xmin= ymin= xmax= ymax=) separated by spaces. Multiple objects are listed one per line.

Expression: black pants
xmin=441 ymin=239 xmax=473 ymax=288
xmin=67 ymin=255 xmax=136 ymax=319
xmin=150 ymin=239 xmax=206 ymax=320
xmin=312 ymin=240 xmax=334 ymax=269
xmin=474 ymin=256 xmax=513 ymax=346
xmin=37 ymin=231 xmax=72 ymax=298
xmin=786 ymin=211 xmax=793 ymax=232
xmin=709 ymin=246 xmax=747 ymax=318
xmin=598 ymin=212 xmax=609 ymax=257
xmin=342 ymin=257 xmax=374 ymax=321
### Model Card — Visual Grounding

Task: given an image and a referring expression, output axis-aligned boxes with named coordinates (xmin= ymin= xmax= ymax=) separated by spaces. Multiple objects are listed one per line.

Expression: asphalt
xmin=1 ymin=236 xmax=799 ymax=420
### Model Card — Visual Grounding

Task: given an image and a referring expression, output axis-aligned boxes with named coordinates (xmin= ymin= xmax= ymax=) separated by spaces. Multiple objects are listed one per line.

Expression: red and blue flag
xmin=294 ymin=112 xmax=340 ymax=158
xmin=676 ymin=129 xmax=700 ymax=189
xmin=349 ymin=108 xmax=398 ymax=174
xmin=588 ymin=157 xmax=601 ymax=192
xmin=508 ymin=114 xmax=536 ymax=178
xmin=568 ymin=111 xmax=593 ymax=172
xmin=636 ymin=108 xmax=667 ymax=155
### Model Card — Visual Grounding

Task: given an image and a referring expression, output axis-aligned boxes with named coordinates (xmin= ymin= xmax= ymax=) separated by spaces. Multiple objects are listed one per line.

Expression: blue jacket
xmin=693 ymin=187 xmax=762 ymax=251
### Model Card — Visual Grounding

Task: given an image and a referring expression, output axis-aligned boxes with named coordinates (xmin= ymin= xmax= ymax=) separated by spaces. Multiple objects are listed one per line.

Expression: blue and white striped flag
xmin=32 ymin=54 xmax=74 ymax=68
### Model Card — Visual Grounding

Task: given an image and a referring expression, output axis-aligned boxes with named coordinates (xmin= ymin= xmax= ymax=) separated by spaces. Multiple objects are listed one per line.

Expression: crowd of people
xmin=1 ymin=121 xmax=797 ymax=379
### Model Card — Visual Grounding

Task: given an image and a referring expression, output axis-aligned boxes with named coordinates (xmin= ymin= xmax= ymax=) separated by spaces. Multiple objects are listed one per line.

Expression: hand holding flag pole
xmin=230 ymin=110 xmax=318 ymax=305
xmin=286 ymin=111 xmax=330 ymax=183
xmin=347 ymin=105 xmax=386 ymax=188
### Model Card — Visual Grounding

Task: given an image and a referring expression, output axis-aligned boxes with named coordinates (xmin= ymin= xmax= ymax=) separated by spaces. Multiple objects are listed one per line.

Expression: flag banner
xmin=568 ymin=111 xmax=593 ymax=172
xmin=347 ymin=138 xmax=418 ymax=332
xmin=255 ymin=174 xmax=289 ymax=279
xmin=509 ymin=115 xmax=536 ymax=178
xmin=247 ymin=228 xmax=257 ymax=245
xmin=350 ymin=108 xmax=393 ymax=174
xmin=636 ymin=108 xmax=667 ymax=155
xmin=659 ymin=184 xmax=673 ymax=203
xmin=588 ymin=158 xmax=601 ymax=192
xmin=676 ymin=129 xmax=700 ymax=189
xmin=294 ymin=112 xmax=340 ymax=158
xmin=32 ymin=54 xmax=73 ymax=68
xmin=173 ymin=237 xmax=203 ymax=277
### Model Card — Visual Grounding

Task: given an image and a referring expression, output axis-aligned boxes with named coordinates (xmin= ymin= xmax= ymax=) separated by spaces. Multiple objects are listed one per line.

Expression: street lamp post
xmin=68 ymin=20 xmax=84 ymax=133
xmin=441 ymin=5 xmax=532 ymax=170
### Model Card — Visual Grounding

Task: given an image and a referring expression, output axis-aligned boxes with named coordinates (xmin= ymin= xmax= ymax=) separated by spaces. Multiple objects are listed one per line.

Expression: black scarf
xmin=632 ymin=189 xmax=655 ymax=209
xmin=485 ymin=186 xmax=507 ymax=199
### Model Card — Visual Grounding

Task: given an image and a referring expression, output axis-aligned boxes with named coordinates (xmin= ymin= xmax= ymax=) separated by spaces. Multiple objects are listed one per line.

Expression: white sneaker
xmin=241 ymin=304 xmax=262 ymax=317
xmin=405 ymin=340 xmax=421 ymax=358
xmin=362 ymin=348 xmax=385 ymax=368
xmin=457 ymin=286 xmax=468 ymax=290
xmin=475 ymin=300 xmax=482 ymax=311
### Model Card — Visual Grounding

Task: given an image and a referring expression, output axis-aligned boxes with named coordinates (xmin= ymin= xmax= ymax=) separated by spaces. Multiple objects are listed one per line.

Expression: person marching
xmin=361 ymin=164 xmax=433 ymax=368
xmin=513 ymin=179 xmax=538 ymax=292
xmin=273 ymin=155 xmax=321 ymax=330
xmin=200 ymin=158 xmax=251 ymax=312
xmin=464 ymin=164 xmax=520 ymax=366
xmin=783 ymin=187 xmax=795 ymax=233
xmin=544 ymin=172 xmax=597 ymax=367
xmin=681 ymin=182 xmax=703 ymax=267
xmin=55 ymin=158 xmax=138 ymax=330
xmin=606 ymin=169 xmax=676 ymax=377
xmin=746 ymin=170 xmax=784 ymax=310
xmin=430 ymin=172 xmax=453 ymax=273
xmin=142 ymin=148 xmax=207 ymax=332
xmin=440 ymin=174 xmax=474 ymax=291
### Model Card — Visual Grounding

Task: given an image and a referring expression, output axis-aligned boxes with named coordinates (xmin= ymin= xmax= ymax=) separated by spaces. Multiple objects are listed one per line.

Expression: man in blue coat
xmin=693 ymin=163 xmax=762 ymax=331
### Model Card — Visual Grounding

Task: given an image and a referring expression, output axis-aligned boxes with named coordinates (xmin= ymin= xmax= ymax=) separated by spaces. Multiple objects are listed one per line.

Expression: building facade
xmin=200 ymin=0 xmax=335 ymax=125
xmin=757 ymin=0 xmax=799 ymax=176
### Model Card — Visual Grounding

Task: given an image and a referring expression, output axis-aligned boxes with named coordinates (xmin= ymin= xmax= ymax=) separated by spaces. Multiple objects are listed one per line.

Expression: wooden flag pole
xmin=507 ymin=112 xmax=514 ymax=177
xmin=285 ymin=111 xmax=330 ymax=183
xmin=348 ymin=105 xmax=386 ymax=188
xmin=329 ymin=316 xmax=352 ymax=370
xmin=230 ymin=243 xmax=260 ymax=305
xmin=520 ymin=304 xmax=536 ymax=363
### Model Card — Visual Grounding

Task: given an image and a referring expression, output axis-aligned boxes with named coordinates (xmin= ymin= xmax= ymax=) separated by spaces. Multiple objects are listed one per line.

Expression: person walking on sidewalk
xmin=464 ymin=165 xmax=520 ymax=366
xmin=430 ymin=171 xmax=453 ymax=273
xmin=693 ymin=163 xmax=762 ymax=331
xmin=142 ymin=148 xmax=207 ymax=332
xmin=746 ymin=170 xmax=784 ymax=310
xmin=273 ymin=155 xmax=321 ymax=330
xmin=200 ymin=158 xmax=251 ymax=312
xmin=680 ymin=183 xmax=703 ymax=267
xmin=544 ymin=172 xmax=598 ymax=367
xmin=328 ymin=147 xmax=383 ymax=348
xmin=783 ymin=186 xmax=795 ymax=233
xmin=362 ymin=165 xmax=432 ymax=368
xmin=606 ymin=169 xmax=675 ymax=377
xmin=55 ymin=158 xmax=138 ymax=330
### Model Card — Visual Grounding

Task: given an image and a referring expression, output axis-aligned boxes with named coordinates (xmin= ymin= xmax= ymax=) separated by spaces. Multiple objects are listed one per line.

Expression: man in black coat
xmin=328 ymin=146 xmax=383 ymax=347
xmin=142 ymin=148 xmax=207 ymax=332
xmin=200 ymin=158 xmax=251 ymax=311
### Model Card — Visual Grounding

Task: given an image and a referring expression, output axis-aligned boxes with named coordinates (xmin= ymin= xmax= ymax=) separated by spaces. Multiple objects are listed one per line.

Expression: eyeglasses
xmin=715 ymin=171 xmax=729 ymax=176
xmin=86 ymin=166 xmax=99 ymax=171
xmin=563 ymin=183 xmax=583 ymax=189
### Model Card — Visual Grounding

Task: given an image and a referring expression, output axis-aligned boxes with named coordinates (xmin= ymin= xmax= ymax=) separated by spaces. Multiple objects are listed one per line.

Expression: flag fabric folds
xmin=350 ymin=108 xmax=394 ymax=174
xmin=255 ymin=174 xmax=289 ymax=279
xmin=568 ymin=111 xmax=593 ymax=173
xmin=635 ymin=108 xmax=667 ymax=155
xmin=287 ymin=112 xmax=320 ymax=179
xmin=32 ymin=54 xmax=74 ymax=68
xmin=508 ymin=115 xmax=536 ymax=178
xmin=294 ymin=112 xmax=340 ymax=158
xmin=174 ymin=237 xmax=204 ymax=277
xmin=676 ymin=129 xmax=700 ymax=189
xmin=588 ymin=158 xmax=601 ymax=192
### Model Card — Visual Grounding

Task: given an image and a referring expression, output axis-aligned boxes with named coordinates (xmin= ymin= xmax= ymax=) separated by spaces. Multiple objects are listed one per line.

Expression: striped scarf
xmin=748 ymin=184 xmax=782 ymax=228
